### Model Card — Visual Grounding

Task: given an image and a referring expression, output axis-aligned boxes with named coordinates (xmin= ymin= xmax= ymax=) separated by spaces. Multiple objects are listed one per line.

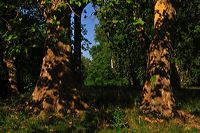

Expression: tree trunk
xmin=73 ymin=5 xmax=85 ymax=87
xmin=140 ymin=0 xmax=176 ymax=118
xmin=3 ymin=57 xmax=20 ymax=95
xmin=31 ymin=0 xmax=76 ymax=114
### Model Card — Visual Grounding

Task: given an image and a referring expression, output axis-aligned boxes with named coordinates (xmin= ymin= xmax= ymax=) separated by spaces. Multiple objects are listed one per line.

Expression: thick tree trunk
xmin=31 ymin=0 xmax=76 ymax=114
xmin=140 ymin=0 xmax=176 ymax=118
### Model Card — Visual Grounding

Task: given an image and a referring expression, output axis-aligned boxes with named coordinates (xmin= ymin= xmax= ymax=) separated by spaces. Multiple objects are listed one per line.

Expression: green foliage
xmin=1 ymin=1 xmax=43 ymax=58
xmin=111 ymin=107 xmax=127 ymax=132
xmin=0 ymin=0 xmax=45 ymax=91
xmin=84 ymin=44 xmax=113 ymax=85
xmin=84 ymin=43 xmax=129 ymax=86
xmin=81 ymin=56 xmax=91 ymax=80
xmin=174 ymin=0 xmax=200 ymax=87
xmin=150 ymin=75 xmax=156 ymax=89
xmin=92 ymin=0 xmax=153 ymax=87
xmin=69 ymin=0 xmax=90 ymax=7
xmin=93 ymin=0 xmax=200 ymax=88
xmin=132 ymin=18 xmax=145 ymax=26
xmin=44 ymin=0 xmax=51 ymax=5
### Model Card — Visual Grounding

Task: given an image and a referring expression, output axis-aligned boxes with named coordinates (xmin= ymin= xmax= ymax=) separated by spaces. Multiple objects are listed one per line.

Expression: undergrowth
xmin=0 ymin=89 xmax=200 ymax=133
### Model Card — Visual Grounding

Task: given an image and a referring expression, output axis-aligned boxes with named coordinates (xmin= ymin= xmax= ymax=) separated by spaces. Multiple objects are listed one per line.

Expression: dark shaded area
xmin=81 ymin=86 xmax=141 ymax=108
xmin=0 ymin=45 xmax=7 ymax=98
xmin=174 ymin=88 xmax=200 ymax=117
xmin=80 ymin=85 xmax=200 ymax=110
xmin=72 ymin=4 xmax=86 ymax=87
xmin=77 ymin=86 xmax=200 ymax=131
xmin=80 ymin=85 xmax=200 ymax=121
xmin=174 ymin=88 xmax=200 ymax=101
xmin=0 ymin=61 xmax=9 ymax=98
xmin=171 ymin=62 xmax=181 ymax=90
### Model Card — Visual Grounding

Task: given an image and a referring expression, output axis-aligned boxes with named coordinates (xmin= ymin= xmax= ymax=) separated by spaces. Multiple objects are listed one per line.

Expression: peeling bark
xmin=31 ymin=0 xmax=75 ymax=114
xmin=140 ymin=0 xmax=176 ymax=118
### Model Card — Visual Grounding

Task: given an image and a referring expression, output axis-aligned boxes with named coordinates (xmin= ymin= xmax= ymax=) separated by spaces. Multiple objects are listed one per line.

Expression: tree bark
xmin=140 ymin=0 xmax=176 ymax=118
xmin=3 ymin=57 xmax=20 ymax=95
xmin=73 ymin=5 xmax=85 ymax=87
xmin=31 ymin=0 xmax=75 ymax=114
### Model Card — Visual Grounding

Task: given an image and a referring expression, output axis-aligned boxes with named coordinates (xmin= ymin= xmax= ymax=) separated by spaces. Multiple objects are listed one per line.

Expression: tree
xmin=94 ymin=0 xmax=151 ymax=88
xmin=85 ymin=44 xmax=114 ymax=86
xmin=81 ymin=55 xmax=91 ymax=81
xmin=0 ymin=0 xmax=25 ymax=96
xmin=173 ymin=0 xmax=200 ymax=87
xmin=73 ymin=3 xmax=86 ymax=87
xmin=31 ymin=0 xmax=75 ymax=114
xmin=0 ymin=0 xmax=47 ymax=98
xmin=140 ymin=0 xmax=176 ymax=118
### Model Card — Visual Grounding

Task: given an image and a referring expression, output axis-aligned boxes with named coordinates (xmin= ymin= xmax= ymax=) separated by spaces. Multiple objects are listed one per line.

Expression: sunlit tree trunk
xmin=140 ymin=0 xmax=176 ymax=118
xmin=31 ymin=0 xmax=75 ymax=114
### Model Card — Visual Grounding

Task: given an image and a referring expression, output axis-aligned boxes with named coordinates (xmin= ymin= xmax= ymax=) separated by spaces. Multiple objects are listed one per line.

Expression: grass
xmin=0 ymin=87 xmax=200 ymax=133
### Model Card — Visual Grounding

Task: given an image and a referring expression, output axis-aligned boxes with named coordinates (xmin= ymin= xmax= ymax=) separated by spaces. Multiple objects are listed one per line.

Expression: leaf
xmin=13 ymin=56 xmax=16 ymax=60
xmin=132 ymin=18 xmax=144 ymax=25
xmin=127 ymin=0 xmax=132 ymax=4
xmin=78 ymin=2 xmax=81 ymax=7
xmin=31 ymin=44 xmax=37 ymax=48
xmin=75 ymin=1 xmax=82 ymax=7
xmin=12 ymin=35 xmax=17 ymax=40
xmin=112 ymin=19 xmax=118 ymax=23
xmin=7 ymin=35 xmax=13 ymax=41
xmin=137 ymin=18 xmax=145 ymax=25
xmin=2 ymin=32 xmax=8 ymax=39
xmin=83 ymin=0 xmax=89 ymax=3
xmin=30 ymin=27 xmax=36 ymax=32
xmin=53 ymin=15 xmax=57 ymax=21
xmin=56 ymin=21 xmax=60 ymax=25
xmin=45 ymin=0 xmax=51 ymax=4
xmin=151 ymin=75 xmax=156 ymax=83
xmin=150 ymin=75 xmax=156 ymax=89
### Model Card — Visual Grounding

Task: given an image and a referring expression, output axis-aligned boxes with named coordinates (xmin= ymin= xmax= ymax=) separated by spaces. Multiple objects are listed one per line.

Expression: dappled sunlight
xmin=140 ymin=0 xmax=176 ymax=118
xmin=0 ymin=0 xmax=199 ymax=132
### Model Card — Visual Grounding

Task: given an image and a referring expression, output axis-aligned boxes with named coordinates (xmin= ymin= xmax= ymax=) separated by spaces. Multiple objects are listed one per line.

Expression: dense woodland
xmin=0 ymin=0 xmax=200 ymax=132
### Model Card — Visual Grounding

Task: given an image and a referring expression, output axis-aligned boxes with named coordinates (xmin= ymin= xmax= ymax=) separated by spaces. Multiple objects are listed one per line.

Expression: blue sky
xmin=81 ymin=3 xmax=99 ymax=59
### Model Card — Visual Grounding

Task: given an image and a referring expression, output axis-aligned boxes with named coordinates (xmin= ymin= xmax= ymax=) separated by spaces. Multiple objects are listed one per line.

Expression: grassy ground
xmin=0 ymin=87 xmax=200 ymax=133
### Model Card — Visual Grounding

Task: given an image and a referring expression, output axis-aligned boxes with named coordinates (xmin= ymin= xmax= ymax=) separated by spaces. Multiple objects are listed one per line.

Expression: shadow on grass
xmin=81 ymin=85 xmax=200 ymax=110
xmin=174 ymin=88 xmax=200 ymax=116
xmin=0 ymin=85 xmax=200 ymax=132
xmin=77 ymin=85 xmax=200 ymax=131
xmin=76 ymin=85 xmax=140 ymax=131
xmin=81 ymin=85 xmax=141 ymax=108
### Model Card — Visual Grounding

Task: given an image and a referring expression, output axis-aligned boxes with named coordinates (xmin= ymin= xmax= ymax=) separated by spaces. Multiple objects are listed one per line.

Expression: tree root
xmin=175 ymin=110 xmax=195 ymax=122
